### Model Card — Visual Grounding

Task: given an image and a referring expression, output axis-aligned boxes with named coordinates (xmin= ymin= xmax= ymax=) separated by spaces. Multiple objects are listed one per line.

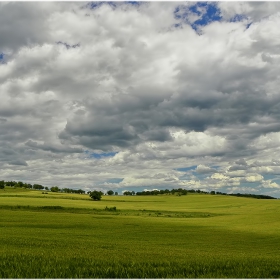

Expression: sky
xmin=1 ymin=1 xmax=280 ymax=196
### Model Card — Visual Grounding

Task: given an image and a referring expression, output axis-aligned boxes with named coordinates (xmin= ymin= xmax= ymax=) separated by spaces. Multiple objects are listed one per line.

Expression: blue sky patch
xmin=211 ymin=165 xmax=220 ymax=169
xmin=179 ymin=172 xmax=207 ymax=181
xmin=106 ymin=178 xmax=123 ymax=184
xmin=87 ymin=2 xmax=102 ymax=9
xmin=195 ymin=173 xmax=208 ymax=180
xmin=230 ymin=14 xmax=247 ymax=22
xmin=246 ymin=22 xmax=253 ymax=29
xmin=85 ymin=151 xmax=118 ymax=159
xmin=191 ymin=2 xmax=222 ymax=29
xmin=173 ymin=2 xmax=252 ymax=33
xmin=0 ymin=53 xmax=3 ymax=60
xmin=86 ymin=1 xmax=142 ymax=10
xmin=174 ymin=2 xmax=222 ymax=32
xmin=126 ymin=1 xmax=141 ymax=7
xmin=175 ymin=165 xmax=197 ymax=172
xmin=87 ymin=1 xmax=117 ymax=10
xmin=242 ymin=182 xmax=260 ymax=187
xmin=271 ymin=179 xmax=280 ymax=184
xmin=57 ymin=41 xmax=80 ymax=49
xmin=262 ymin=174 xmax=276 ymax=181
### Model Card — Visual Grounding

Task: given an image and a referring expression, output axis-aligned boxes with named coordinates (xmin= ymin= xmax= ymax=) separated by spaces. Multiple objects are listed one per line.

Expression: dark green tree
xmin=123 ymin=191 xmax=132 ymax=195
xmin=0 ymin=180 xmax=5 ymax=189
xmin=114 ymin=192 xmax=118 ymax=196
xmin=33 ymin=184 xmax=44 ymax=190
xmin=107 ymin=190 xmax=114 ymax=195
xmin=89 ymin=190 xmax=103 ymax=201
xmin=50 ymin=186 xmax=60 ymax=192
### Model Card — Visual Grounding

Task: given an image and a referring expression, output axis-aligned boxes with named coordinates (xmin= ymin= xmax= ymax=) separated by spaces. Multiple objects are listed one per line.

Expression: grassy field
xmin=1 ymin=187 xmax=280 ymax=278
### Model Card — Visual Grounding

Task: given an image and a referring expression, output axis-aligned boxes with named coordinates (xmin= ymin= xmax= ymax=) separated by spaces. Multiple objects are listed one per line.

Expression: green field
xmin=1 ymin=187 xmax=280 ymax=278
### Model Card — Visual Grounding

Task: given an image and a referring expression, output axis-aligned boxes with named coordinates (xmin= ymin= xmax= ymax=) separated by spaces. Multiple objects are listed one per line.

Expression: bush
xmin=40 ymin=206 xmax=63 ymax=210
xmin=104 ymin=206 xmax=117 ymax=211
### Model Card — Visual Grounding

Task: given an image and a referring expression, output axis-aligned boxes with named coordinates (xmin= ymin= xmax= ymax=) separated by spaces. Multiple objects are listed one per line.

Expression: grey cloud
xmin=228 ymin=159 xmax=249 ymax=171
xmin=235 ymin=159 xmax=248 ymax=166
xmin=0 ymin=3 xmax=50 ymax=52
xmin=250 ymin=160 xmax=280 ymax=168
xmin=0 ymin=2 xmax=83 ymax=53
xmin=8 ymin=159 xmax=28 ymax=166
xmin=0 ymin=146 xmax=17 ymax=160
xmin=142 ymin=129 xmax=172 ymax=142
xmin=25 ymin=140 xmax=83 ymax=154
xmin=228 ymin=165 xmax=248 ymax=171
xmin=10 ymin=4 xmax=278 ymax=156
xmin=60 ymin=116 xmax=140 ymax=151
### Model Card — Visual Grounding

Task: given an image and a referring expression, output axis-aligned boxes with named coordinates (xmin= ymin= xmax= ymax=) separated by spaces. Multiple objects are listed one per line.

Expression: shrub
xmin=104 ymin=206 xmax=117 ymax=211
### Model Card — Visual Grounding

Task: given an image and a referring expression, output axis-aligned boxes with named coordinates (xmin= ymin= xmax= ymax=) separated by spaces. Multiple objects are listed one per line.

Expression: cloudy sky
xmin=1 ymin=1 xmax=280 ymax=196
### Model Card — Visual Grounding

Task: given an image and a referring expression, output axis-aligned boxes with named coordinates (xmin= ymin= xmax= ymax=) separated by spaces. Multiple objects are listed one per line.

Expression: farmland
xmin=1 ymin=187 xmax=280 ymax=278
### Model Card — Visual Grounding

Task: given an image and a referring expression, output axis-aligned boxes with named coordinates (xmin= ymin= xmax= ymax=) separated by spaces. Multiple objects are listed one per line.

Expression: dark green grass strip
xmin=0 ymin=204 xmax=219 ymax=218
xmin=0 ymin=194 xmax=88 ymax=200
xmin=1 ymin=255 xmax=280 ymax=278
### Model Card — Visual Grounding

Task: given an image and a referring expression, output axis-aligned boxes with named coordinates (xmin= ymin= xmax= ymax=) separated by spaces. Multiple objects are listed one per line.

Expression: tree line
xmin=0 ymin=180 xmax=86 ymax=194
xmin=227 ymin=193 xmax=276 ymax=199
xmin=122 ymin=188 xmax=276 ymax=199
xmin=1 ymin=180 xmax=276 ymax=200
xmin=123 ymin=188 xmax=205 ymax=196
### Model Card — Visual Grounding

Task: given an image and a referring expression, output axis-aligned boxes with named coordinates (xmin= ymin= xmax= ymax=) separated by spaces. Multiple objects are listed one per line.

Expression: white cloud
xmin=262 ymin=180 xmax=280 ymax=189
xmin=196 ymin=164 xmax=216 ymax=174
xmin=245 ymin=174 xmax=264 ymax=182
xmin=211 ymin=173 xmax=229 ymax=180
xmin=218 ymin=2 xmax=280 ymax=22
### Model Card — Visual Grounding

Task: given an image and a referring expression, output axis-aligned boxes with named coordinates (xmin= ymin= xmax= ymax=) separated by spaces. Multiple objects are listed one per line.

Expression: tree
xmin=123 ymin=191 xmax=132 ymax=195
xmin=5 ymin=181 xmax=14 ymax=187
xmin=0 ymin=180 xmax=5 ymax=189
xmin=50 ymin=186 xmax=60 ymax=192
xmin=89 ymin=190 xmax=103 ymax=201
xmin=76 ymin=189 xmax=85 ymax=194
xmin=33 ymin=184 xmax=44 ymax=190
xmin=114 ymin=192 xmax=118 ymax=196
xmin=107 ymin=190 xmax=114 ymax=195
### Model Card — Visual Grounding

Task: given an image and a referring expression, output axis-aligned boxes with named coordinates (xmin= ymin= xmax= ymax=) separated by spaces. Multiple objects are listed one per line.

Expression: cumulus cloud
xmin=218 ymin=2 xmax=280 ymax=22
xmin=211 ymin=173 xmax=229 ymax=180
xmin=1 ymin=2 xmax=280 ymax=196
xmin=245 ymin=174 xmax=263 ymax=182
xmin=261 ymin=180 xmax=280 ymax=189
xmin=196 ymin=164 xmax=216 ymax=174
